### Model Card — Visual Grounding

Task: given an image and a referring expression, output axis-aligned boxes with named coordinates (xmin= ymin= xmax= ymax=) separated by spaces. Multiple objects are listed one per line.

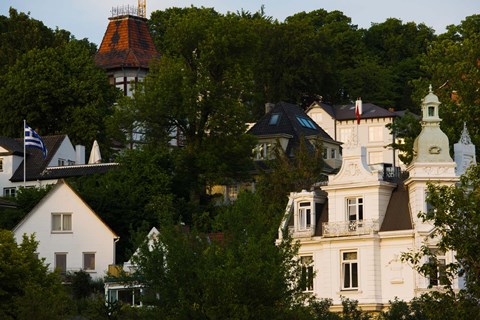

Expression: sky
xmin=1 ymin=0 xmax=480 ymax=46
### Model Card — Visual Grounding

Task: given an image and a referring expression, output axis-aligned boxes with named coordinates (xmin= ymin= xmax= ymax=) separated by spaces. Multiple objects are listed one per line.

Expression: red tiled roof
xmin=94 ymin=15 xmax=159 ymax=70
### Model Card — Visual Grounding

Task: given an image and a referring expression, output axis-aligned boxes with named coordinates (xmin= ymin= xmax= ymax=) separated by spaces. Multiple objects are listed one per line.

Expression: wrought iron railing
xmin=322 ymin=219 xmax=379 ymax=237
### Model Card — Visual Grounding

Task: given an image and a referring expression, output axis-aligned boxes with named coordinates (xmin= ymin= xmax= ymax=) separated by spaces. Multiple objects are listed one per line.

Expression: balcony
xmin=322 ymin=219 xmax=379 ymax=237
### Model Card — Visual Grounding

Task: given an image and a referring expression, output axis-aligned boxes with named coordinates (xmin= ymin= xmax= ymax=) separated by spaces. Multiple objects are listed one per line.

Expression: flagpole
xmin=23 ymin=119 xmax=26 ymax=187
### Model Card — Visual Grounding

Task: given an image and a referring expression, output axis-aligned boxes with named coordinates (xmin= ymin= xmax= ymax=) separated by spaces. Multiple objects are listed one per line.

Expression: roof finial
xmin=459 ymin=122 xmax=472 ymax=145
xmin=429 ymin=84 xmax=433 ymax=93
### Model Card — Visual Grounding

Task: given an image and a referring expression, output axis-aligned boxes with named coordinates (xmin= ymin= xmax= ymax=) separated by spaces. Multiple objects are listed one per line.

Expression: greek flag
xmin=24 ymin=124 xmax=47 ymax=158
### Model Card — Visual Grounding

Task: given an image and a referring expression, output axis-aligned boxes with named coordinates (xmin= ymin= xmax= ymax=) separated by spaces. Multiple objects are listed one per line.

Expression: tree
xmin=412 ymin=15 xmax=480 ymax=158
xmin=0 ymin=230 xmax=72 ymax=319
xmin=0 ymin=38 xmax=118 ymax=148
xmin=69 ymin=147 xmax=175 ymax=262
xmin=256 ymin=137 xmax=326 ymax=212
xmin=385 ymin=111 xmax=422 ymax=166
xmin=400 ymin=164 xmax=480 ymax=317
xmin=132 ymin=192 xmax=309 ymax=319
xmin=119 ymin=8 xmax=257 ymax=213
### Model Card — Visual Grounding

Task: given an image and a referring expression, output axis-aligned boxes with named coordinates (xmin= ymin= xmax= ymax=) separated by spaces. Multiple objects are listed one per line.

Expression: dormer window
xmin=269 ymin=113 xmax=281 ymax=125
xmin=296 ymin=116 xmax=317 ymax=129
xmin=298 ymin=202 xmax=312 ymax=230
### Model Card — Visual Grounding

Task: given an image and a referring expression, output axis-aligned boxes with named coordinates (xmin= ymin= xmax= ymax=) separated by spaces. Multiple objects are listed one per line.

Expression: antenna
xmin=138 ymin=0 xmax=146 ymax=18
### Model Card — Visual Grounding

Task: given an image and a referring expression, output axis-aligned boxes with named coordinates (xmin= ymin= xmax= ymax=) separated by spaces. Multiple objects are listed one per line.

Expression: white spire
xmin=88 ymin=140 xmax=102 ymax=164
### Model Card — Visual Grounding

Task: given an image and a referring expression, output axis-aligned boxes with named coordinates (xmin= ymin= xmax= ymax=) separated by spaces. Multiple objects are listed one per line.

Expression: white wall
xmin=14 ymin=183 xmax=116 ymax=279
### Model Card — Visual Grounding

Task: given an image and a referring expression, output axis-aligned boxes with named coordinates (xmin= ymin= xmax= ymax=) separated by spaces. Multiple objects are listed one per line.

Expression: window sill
xmin=51 ymin=231 xmax=73 ymax=234
xmin=337 ymin=289 xmax=362 ymax=295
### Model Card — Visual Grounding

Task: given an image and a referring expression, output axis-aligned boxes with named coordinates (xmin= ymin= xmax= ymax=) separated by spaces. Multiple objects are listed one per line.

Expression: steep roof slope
xmin=95 ymin=15 xmax=159 ymax=70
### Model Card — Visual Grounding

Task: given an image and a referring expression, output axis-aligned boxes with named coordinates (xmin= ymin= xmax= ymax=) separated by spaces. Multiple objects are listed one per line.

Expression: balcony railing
xmin=322 ymin=219 xmax=379 ymax=237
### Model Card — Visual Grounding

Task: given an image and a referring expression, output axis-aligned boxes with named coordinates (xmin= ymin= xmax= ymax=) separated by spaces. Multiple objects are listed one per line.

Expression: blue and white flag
xmin=24 ymin=124 xmax=47 ymax=158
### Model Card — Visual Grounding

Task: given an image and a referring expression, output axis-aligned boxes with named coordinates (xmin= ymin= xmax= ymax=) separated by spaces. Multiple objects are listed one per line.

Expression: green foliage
xmin=256 ymin=137 xmax=326 ymax=212
xmin=412 ymin=14 xmax=480 ymax=158
xmin=0 ymin=185 xmax=53 ymax=230
xmin=0 ymin=230 xmax=72 ymax=319
xmin=0 ymin=38 xmax=118 ymax=148
xmin=385 ymin=111 xmax=422 ymax=165
xmin=132 ymin=192 xmax=308 ymax=319
xmin=69 ymin=147 xmax=174 ymax=262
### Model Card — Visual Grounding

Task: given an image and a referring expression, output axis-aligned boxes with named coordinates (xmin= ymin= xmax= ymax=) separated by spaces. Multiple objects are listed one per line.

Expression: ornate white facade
xmin=279 ymin=87 xmax=475 ymax=311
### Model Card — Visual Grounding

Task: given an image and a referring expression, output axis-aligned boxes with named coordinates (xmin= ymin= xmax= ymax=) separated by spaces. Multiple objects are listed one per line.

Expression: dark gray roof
xmin=9 ymin=135 xmax=118 ymax=182
xmin=11 ymin=135 xmax=67 ymax=182
xmin=0 ymin=137 xmax=25 ymax=156
xmin=40 ymin=163 xmax=120 ymax=180
xmin=380 ymin=183 xmax=413 ymax=232
xmin=333 ymin=103 xmax=397 ymax=121
xmin=248 ymin=101 xmax=335 ymax=141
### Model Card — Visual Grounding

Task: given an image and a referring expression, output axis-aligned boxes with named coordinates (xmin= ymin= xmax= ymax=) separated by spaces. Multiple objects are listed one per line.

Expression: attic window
xmin=296 ymin=116 xmax=316 ymax=129
xmin=269 ymin=113 xmax=281 ymax=125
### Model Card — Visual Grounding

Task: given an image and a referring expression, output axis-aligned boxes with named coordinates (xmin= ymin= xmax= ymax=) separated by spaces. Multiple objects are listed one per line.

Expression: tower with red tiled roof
xmin=94 ymin=5 xmax=159 ymax=96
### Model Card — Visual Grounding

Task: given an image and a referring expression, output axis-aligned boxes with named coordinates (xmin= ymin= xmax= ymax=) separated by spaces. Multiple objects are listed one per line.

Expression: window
xmin=429 ymin=250 xmax=447 ymax=287
xmin=55 ymin=253 xmax=67 ymax=274
xmin=341 ymin=251 xmax=358 ymax=290
xmin=52 ymin=213 xmax=72 ymax=232
xmin=269 ymin=113 xmax=281 ymax=125
xmin=428 ymin=106 xmax=435 ymax=117
xmin=253 ymin=143 xmax=273 ymax=160
xmin=368 ymin=151 xmax=383 ymax=165
xmin=339 ymin=128 xmax=353 ymax=143
xmin=301 ymin=256 xmax=314 ymax=291
xmin=0 ymin=158 xmax=3 ymax=171
xmin=83 ymin=253 xmax=96 ymax=271
xmin=227 ymin=185 xmax=239 ymax=201
xmin=3 ymin=187 xmax=16 ymax=197
xmin=296 ymin=116 xmax=317 ymax=129
xmin=347 ymin=197 xmax=363 ymax=221
xmin=58 ymin=158 xmax=66 ymax=166
xmin=323 ymin=148 xmax=328 ymax=159
xmin=67 ymin=160 xmax=75 ymax=166
xmin=298 ymin=202 xmax=312 ymax=230
xmin=330 ymin=148 xmax=336 ymax=159
xmin=368 ymin=126 xmax=383 ymax=142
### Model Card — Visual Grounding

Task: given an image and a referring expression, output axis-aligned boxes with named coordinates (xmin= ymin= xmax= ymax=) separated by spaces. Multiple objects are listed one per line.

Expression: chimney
xmin=355 ymin=98 xmax=363 ymax=115
xmin=265 ymin=102 xmax=275 ymax=114
xmin=75 ymin=145 xmax=85 ymax=165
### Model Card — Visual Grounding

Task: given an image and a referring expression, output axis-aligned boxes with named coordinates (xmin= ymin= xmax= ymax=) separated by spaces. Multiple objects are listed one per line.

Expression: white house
xmin=307 ymin=99 xmax=406 ymax=171
xmin=13 ymin=180 xmax=119 ymax=279
xmin=0 ymin=135 xmax=118 ymax=197
xmin=278 ymin=87 xmax=475 ymax=311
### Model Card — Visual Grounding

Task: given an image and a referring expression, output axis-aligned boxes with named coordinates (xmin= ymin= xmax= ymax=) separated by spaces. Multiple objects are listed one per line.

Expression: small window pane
xmin=83 ymin=253 xmax=95 ymax=270
xmin=55 ymin=253 xmax=67 ymax=273
xmin=52 ymin=215 xmax=62 ymax=231
xmin=63 ymin=215 xmax=72 ymax=231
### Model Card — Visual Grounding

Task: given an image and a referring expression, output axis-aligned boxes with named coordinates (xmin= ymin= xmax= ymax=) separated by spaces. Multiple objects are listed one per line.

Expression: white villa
xmin=278 ymin=87 xmax=475 ymax=311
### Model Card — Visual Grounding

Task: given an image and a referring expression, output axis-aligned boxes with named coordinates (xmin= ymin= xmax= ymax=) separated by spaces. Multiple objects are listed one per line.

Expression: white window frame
xmin=298 ymin=202 xmax=312 ymax=230
xmin=341 ymin=251 xmax=359 ymax=290
xmin=51 ymin=213 xmax=72 ymax=232
xmin=428 ymin=249 xmax=447 ymax=287
xmin=300 ymin=256 xmax=314 ymax=292
xmin=346 ymin=197 xmax=363 ymax=222
xmin=3 ymin=187 xmax=16 ymax=197
xmin=254 ymin=143 xmax=273 ymax=160
xmin=83 ymin=252 xmax=96 ymax=271
xmin=368 ymin=126 xmax=383 ymax=142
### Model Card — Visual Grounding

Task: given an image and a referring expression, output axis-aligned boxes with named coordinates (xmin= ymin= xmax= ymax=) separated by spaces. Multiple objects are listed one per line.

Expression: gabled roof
xmin=10 ymin=135 xmax=66 ymax=182
xmin=95 ymin=15 xmax=159 ymax=70
xmin=0 ymin=137 xmax=24 ymax=156
xmin=248 ymin=101 xmax=336 ymax=142
xmin=13 ymin=179 xmax=118 ymax=238
xmin=308 ymin=101 xmax=398 ymax=121
xmin=9 ymin=135 xmax=118 ymax=182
